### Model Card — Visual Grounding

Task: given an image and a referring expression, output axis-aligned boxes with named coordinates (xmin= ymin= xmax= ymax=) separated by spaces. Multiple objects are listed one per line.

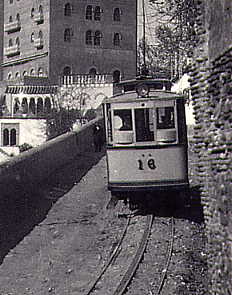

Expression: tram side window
xmin=156 ymin=107 xmax=175 ymax=129
xmin=113 ymin=109 xmax=132 ymax=131
xmin=135 ymin=108 xmax=154 ymax=142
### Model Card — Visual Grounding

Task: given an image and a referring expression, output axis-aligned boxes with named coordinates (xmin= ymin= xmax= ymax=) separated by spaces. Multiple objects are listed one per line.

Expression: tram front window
xmin=156 ymin=106 xmax=176 ymax=143
xmin=156 ymin=107 xmax=175 ymax=129
xmin=113 ymin=109 xmax=133 ymax=144
xmin=135 ymin=108 xmax=154 ymax=142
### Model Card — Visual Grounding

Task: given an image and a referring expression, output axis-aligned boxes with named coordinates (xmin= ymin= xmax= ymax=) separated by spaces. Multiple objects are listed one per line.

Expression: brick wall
xmin=189 ymin=1 xmax=232 ymax=294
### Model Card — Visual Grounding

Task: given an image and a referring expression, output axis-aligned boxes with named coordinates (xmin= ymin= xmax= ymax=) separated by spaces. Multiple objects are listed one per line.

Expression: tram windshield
xmin=135 ymin=108 xmax=154 ymax=142
xmin=156 ymin=106 xmax=175 ymax=129
xmin=113 ymin=109 xmax=132 ymax=131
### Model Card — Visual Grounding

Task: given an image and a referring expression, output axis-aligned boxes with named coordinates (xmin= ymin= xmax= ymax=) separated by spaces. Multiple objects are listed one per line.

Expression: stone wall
xmin=189 ymin=1 xmax=232 ymax=294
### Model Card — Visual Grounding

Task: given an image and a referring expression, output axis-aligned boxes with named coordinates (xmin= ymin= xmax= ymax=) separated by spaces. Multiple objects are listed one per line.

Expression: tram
xmin=103 ymin=77 xmax=189 ymax=204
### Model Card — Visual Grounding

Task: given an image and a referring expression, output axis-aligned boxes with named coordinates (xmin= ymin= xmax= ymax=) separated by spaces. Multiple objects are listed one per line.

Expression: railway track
xmin=84 ymin=202 xmax=175 ymax=295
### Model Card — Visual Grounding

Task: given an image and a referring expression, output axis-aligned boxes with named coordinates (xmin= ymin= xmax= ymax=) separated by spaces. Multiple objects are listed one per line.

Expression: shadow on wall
xmin=0 ymin=147 xmax=105 ymax=265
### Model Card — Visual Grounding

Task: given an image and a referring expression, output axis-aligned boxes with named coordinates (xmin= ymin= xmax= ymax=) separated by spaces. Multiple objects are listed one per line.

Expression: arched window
xmin=113 ymin=33 xmax=121 ymax=46
xmin=22 ymin=97 xmax=28 ymax=114
xmin=37 ymin=97 xmax=43 ymax=115
xmin=64 ymin=3 xmax=72 ymax=16
xmin=113 ymin=8 xmax=121 ymax=21
xmin=94 ymin=6 xmax=101 ymax=21
xmin=39 ymin=5 xmax=43 ymax=14
xmin=44 ymin=97 xmax=51 ymax=113
xmin=9 ymin=16 xmax=13 ymax=22
xmin=63 ymin=66 xmax=71 ymax=75
xmin=86 ymin=5 xmax=92 ymax=20
xmin=38 ymin=68 xmax=44 ymax=76
xmin=10 ymin=129 xmax=16 ymax=146
xmin=39 ymin=30 xmax=43 ymax=39
xmin=29 ymin=98 xmax=36 ymax=115
xmin=89 ymin=68 xmax=97 ymax=76
xmin=31 ymin=8 xmax=35 ymax=18
xmin=3 ymin=129 xmax=9 ymax=146
xmin=94 ymin=31 xmax=102 ymax=46
xmin=30 ymin=68 xmax=35 ymax=76
xmin=31 ymin=32 xmax=35 ymax=43
xmin=9 ymin=39 xmax=13 ymax=47
xmin=113 ymin=70 xmax=121 ymax=83
xmin=16 ymin=37 xmax=20 ymax=45
xmin=64 ymin=28 xmax=72 ymax=42
xmin=23 ymin=71 xmax=28 ymax=76
xmin=15 ymin=72 xmax=20 ymax=79
xmin=86 ymin=30 xmax=92 ymax=45
xmin=13 ymin=99 xmax=20 ymax=114
xmin=8 ymin=73 xmax=12 ymax=80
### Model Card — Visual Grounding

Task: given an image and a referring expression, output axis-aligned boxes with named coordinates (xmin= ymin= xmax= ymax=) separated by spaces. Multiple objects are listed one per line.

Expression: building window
xmin=63 ymin=66 xmax=71 ymax=75
xmin=39 ymin=5 xmax=43 ymax=14
xmin=15 ymin=72 xmax=20 ymax=79
xmin=86 ymin=5 xmax=93 ymax=20
xmin=3 ymin=129 xmax=9 ymax=146
xmin=38 ymin=68 xmax=44 ymax=76
xmin=31 ymin=8 xmax=35 ymax=18
xmin=89 ymin=68 xmax=97 ymax=76
xmin=64 ymin=3 xmax=72 ymax=16
xmin=29 ymin=98 xmax=36 ymax=115
xmin=113 ymin=8 xmax=121 ymax=21
xmin=16 ymin=37 xmax=20 ymax=45
xmin=64 ymin=28 xmax=72 ymax=42
xmin=86 ymin=30 xmax=92 ymax=45
xmin=1 ymin=124 xmax=19 ymax=146
xmin=94 ymin=6 xmax=101 ymax=21
xmin=23 ymin=71 xmax=27 ymax=76
xmin=22 ymin=98 xmax=28 ymax=114
xmin=9 ymin=39 xmax=13 ymax=47
xmin=38 ymin=30 xmax=43 ymax=39
xmin=31 ymin=32 xmax=35 ymax=42
xmin=9 ymin=0 xmax=13 ymax=4
xmin=113 ymin=33 xmax=121 ymax=46
xmin=16 ymin=13 xmax=20 ymax=21
xmin=94 ymin=31 xmax=102 ymax=46
xmin=30 ymin=68 xmax=35 ymax=75
xmin=9 ymin=16 xmax=13 ymax=23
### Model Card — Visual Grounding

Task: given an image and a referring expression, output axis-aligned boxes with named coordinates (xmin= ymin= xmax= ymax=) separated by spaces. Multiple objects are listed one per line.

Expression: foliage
xmin=47 ymin=85 xmax=97 ymax=139
xmin=142 ymin=0 xmax=198 ymax=79
xmin=19 ymin=143 xmax=33 ymax=153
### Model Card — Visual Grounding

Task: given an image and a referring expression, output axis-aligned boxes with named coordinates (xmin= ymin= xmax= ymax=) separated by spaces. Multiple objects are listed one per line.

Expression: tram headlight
xmin=136 ymin=83 xmax=149 ymax=97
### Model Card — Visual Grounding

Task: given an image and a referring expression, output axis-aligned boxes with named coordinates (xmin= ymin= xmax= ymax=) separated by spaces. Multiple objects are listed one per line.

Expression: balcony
xmin=4 ymin=21 xmax=21 ymax=33
xmin=61 ymin=74 xmax=113 ymax=85
xmin=33 ymin=13 xmax=44 ymax=24
xmin=34 ymin=38 xmax=44 ymax=49
xmin=4 ymin=45 xmax=20 ymax=57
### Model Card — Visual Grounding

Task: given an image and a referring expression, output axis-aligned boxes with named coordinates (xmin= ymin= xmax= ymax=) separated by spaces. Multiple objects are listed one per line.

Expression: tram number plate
xmin=137 ymin=157 xmax=156 ymax=171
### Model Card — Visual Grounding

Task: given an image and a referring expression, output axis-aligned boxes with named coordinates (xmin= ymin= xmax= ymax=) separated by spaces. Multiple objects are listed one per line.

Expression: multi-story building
xmin=2 ymin=0 xmax=137 ymax=84
xmin=0 ymin=0 xmax=137 ymax=160
xmin=0 ymin=0 xmax=3 ymax=81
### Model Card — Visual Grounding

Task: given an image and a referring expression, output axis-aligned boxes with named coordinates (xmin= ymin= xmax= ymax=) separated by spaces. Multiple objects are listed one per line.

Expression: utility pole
xmin=142 ymin=0 xmax=148 ymax=75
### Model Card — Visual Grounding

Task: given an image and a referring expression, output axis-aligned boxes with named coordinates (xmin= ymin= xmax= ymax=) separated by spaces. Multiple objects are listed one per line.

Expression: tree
xmin=47 ymin=84 xmax=95 ymax=139
xmin=148 ymin=0 xmax=198 ymax=79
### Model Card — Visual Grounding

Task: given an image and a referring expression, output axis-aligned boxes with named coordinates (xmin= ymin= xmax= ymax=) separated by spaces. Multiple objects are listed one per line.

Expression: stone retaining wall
xmin=189 ymin=1 xmax=232 ymax=294
xmin=0 ymin=117 xmax=104 ymax=198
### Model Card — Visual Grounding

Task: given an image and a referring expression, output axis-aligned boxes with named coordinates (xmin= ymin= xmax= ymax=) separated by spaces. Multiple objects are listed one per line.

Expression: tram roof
xmin=104 ymin=90 xmax=184 ymax=104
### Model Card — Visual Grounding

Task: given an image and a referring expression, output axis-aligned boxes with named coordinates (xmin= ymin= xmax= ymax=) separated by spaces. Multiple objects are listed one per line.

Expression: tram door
xmin=154 ymin=100 xmax=178 ymax=144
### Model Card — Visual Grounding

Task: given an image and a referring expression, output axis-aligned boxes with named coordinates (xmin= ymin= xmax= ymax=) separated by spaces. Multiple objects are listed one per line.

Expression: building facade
xmin=0 ymin=0 xmax=3 ymax=81
xmin=1 ymin=0 xmax=137 ymax=84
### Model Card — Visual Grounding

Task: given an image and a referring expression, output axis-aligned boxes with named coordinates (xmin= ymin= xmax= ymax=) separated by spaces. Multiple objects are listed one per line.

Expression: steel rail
xmin=84 ymin=214 xmax=131 ymax=295
xmin=155 ymin=216 xmax=175 ymax=295
xmin=113 ymin=214 xmax=154 ymax=295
